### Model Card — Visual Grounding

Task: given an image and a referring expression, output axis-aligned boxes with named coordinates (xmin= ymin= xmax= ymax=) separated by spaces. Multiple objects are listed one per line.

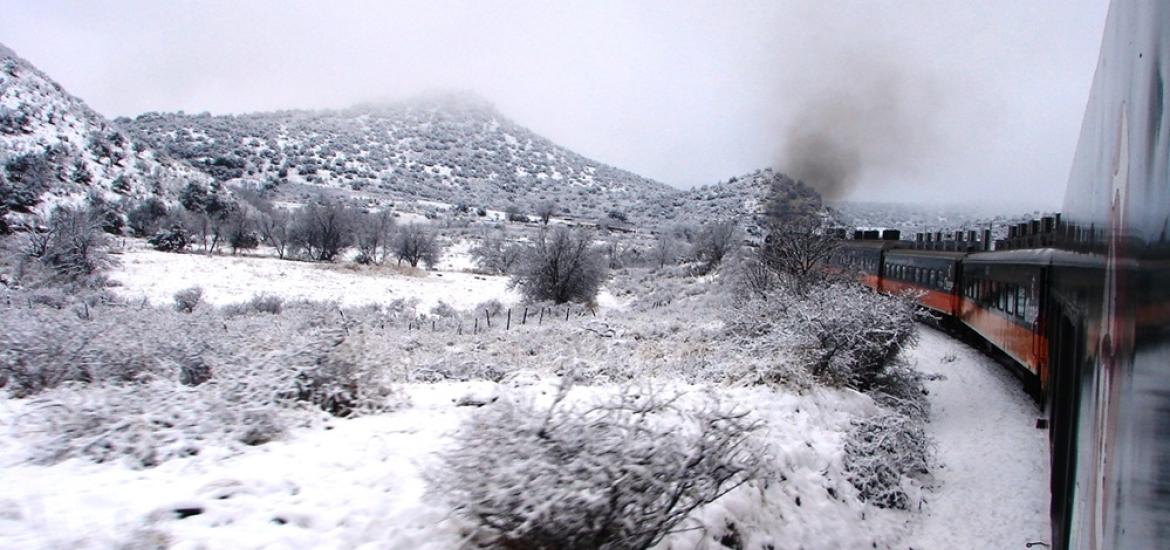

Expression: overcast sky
xmin=1 ymin=0 xmax=1109 ymax=208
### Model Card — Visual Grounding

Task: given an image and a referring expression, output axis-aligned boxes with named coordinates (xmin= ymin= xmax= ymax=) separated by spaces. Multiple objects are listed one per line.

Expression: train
xmin=831 ymin=3 xmax=1170 ymax=548
xmin=834 ymin=223 xmax=1068 ymax=399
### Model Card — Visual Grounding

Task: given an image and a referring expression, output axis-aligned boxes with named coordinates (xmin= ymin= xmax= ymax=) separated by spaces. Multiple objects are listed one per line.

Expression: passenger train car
xmin=829 ymin=3 xmax=1169 ymax=547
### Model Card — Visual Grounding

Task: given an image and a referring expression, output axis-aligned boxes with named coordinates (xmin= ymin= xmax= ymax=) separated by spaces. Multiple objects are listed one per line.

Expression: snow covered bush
xmin=18 ymin=375 xmax=302 ymax=468
xmin=476 ymin=298 xmax=504 ymax=317
xmin=429 ymin=381 xmax=771 ymax=549
xmin=20 ymin=206 xmax=116 ymax=285
xmin=725 ymin=282 xmax=918 ymax=392
xmin=147 ymin=224 xmax=190 ymax=252
xmin=843 ymin=412 xmax=933 ymax=510
xmin=0 ymin=304 xmax=166 ymax=397
xmin=284 ymin=326 xmax=408 ymax=418
xmin=172 ymin=285 xmax=203 ymax=313
xmin=248 ymin=293 xmax=283 ymax=314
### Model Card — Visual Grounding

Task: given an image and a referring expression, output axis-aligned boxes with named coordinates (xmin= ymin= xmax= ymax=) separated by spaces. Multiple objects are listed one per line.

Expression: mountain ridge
xmin=0 ymin=42 xmax=212 ymax=227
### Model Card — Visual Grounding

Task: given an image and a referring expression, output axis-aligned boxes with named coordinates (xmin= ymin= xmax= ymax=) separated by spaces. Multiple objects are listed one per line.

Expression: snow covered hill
xmin=119 ymin=93 xmax=681 ymax=224
xmin=0 ymin=43 xmax=211 ymax=228
xmin=0 ymin=41 xmax=824 ymax=233
xmin=670 ymin=167 xmax=824 ymax=238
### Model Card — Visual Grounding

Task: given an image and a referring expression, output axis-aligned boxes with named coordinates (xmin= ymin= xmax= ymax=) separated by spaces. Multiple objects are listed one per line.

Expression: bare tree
xmin=226 ymin=204 xmax=260 ymax=255
xmin=257 ymin=208 xmax=292 ymax=259
xmin=693 ymin=220 xmax=740 ymax=273
xmin=355 ymin=209 xmax=396 ymax=264
xmin=470 ymin=229 xmax=525 ymax=275
xmin=511 ymin=226 xmax=607 ymax=304
xmin=290 ymin=198 xmax=356 ymax=262
xmin=651 ymin=235 xmax=679 ymax=269
xmin=392 ymin=223 xmax=442 ymax=268
xmin=760 ymin=218 xmax=840 ymax=295
xmin=535 ymin=200 xmax=556 ymax=225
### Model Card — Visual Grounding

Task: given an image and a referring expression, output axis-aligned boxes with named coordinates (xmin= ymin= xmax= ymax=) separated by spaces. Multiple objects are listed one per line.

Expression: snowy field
xmin=106 ymin=241 xmax=625 ymax=313
xmin=1 ymin=244 xmax=1050 ymax=548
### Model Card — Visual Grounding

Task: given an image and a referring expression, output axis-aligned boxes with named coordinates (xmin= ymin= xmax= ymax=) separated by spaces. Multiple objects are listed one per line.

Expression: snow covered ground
xmin=0 ymin=325 xmax=1051 ymax=549
xmin=907 ymin=326 xmax=1051 ymax=548
xmin=107 ymin=241 xmax=625 ymax=314
xmin=107 ymin=242 xmax=519 ymax=313
xmin=5 ymin=243 xmax=1049 ymax=548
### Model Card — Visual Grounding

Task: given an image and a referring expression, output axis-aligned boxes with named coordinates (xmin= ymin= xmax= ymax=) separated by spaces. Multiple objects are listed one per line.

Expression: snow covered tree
xmin=511 ymin=226 xmax=606 ymax=304
xmin=127 ymin=197 xmax=168 ymax=237
xmin=22 ymin=206 xmax=115 ymax=283
xmin=759 ymin=217 xmax=840 ymax=295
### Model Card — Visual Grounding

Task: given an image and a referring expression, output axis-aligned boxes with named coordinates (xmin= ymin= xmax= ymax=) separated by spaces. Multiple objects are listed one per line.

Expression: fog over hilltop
xmin=1 ymin=0 xmax=1108 ymax=207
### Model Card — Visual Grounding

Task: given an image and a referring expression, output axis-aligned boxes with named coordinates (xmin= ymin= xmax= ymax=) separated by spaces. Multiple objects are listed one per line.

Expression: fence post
xmin=565 ymin=307 xmax=570 ymax=321
xmin=522 ymin=307 xmax=528 ymax=325
xmin=485 ymin=309 xmax=492 ymax=328
xmin=432 ymin=320 xmax=435 ymax=332
xmin=539 ymin=307 xmax=544 ymax=325
xmin=506 ymin=309 xmax=512 ymax=330
xmin=474 ymin=318 xmax=479 ymax=334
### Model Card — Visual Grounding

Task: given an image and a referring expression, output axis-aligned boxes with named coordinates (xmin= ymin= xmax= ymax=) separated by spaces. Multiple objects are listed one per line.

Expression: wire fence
xmin=405 ymin=304 xmax=599 ymax=335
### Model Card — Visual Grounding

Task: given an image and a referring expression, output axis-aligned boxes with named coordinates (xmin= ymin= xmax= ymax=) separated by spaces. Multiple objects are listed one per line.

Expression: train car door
xmin=1049 ymin=304 xmax=1084 ymax=550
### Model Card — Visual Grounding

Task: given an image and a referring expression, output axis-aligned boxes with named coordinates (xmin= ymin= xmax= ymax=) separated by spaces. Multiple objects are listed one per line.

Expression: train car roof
xmin=884 ymin=249 xmax=969 ymax=261
xmin=836 ymin=240 xmax=906 ymax=250
xmin=963 ymin=247 xmax=1107 ymax=268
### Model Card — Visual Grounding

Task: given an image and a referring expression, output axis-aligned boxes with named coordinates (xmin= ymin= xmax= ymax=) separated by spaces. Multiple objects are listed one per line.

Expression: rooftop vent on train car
xmin=853 ymin=230 xmax=863 ymax=240
xmin=863 ymin=230 xmax=881 ymax=240
xmin=881 ymin=229 xmax=901 ymax=241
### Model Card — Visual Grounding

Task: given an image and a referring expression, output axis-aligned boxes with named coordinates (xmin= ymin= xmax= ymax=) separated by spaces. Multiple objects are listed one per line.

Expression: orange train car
xmin=881 ymin=249 xmax=965 ymax=317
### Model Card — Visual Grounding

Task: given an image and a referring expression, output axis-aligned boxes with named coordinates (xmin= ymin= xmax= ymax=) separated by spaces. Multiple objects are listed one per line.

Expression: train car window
xmin=1016 ymin=286 xmax=1027 ymax=319
xmin=1007 ymin=285 xmax=1016 ymax=315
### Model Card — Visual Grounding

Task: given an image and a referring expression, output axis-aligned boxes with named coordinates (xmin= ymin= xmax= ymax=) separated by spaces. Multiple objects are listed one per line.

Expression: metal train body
xmin=833 ymin=3 xmax=1169 ymax=546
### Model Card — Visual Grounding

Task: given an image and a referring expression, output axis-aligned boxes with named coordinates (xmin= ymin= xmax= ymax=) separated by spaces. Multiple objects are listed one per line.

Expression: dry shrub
xmin=429 ymin=381 xmax=771 ymax=549
xmin=843 ymin=412 xmax=933 ymax=510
